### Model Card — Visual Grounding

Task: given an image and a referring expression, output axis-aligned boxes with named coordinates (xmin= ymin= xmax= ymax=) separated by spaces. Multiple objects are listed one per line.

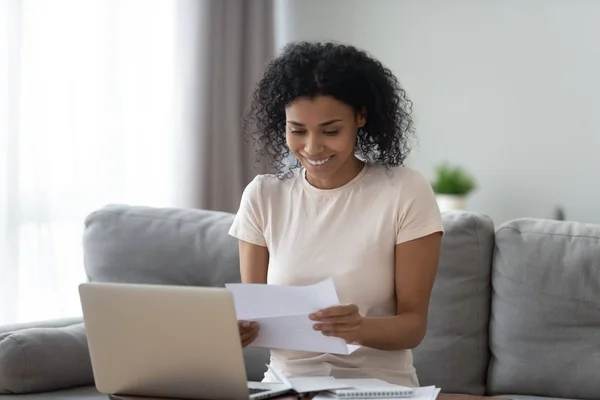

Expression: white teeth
xmin=307 ymin=157 xmax=330 ymax=166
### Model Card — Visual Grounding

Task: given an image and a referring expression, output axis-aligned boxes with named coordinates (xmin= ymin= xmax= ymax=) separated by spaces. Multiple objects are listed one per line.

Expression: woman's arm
xmin=239 ymin=240 xmax=269 ymax=284
xmin=311 ymin=232 xmax=442 ymax=350
xmin=357 ymin=232 xmax=442 ymax=350
xmin=237 ymin=240 xmax=269 ymax=347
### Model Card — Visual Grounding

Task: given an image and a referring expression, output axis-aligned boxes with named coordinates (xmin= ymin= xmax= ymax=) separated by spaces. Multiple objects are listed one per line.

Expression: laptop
xmin=78 ymin=282 xmax=292 ymax=400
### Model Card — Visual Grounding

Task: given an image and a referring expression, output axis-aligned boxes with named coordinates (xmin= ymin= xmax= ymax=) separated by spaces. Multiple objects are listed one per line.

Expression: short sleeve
xmin=228 ymin=176 xmax=267 ymax=247
xmin=395 ymin=169 xmax=445 ymax=245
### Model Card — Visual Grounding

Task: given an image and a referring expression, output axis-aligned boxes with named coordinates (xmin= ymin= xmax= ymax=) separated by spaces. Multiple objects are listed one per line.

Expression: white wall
xmin=274 ymin=0 xmax=600 ymax=225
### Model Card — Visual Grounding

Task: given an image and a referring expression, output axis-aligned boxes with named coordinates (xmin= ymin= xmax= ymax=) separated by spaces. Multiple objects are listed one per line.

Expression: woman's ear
xmin=357 ymin=107 xmax=367 ymax=128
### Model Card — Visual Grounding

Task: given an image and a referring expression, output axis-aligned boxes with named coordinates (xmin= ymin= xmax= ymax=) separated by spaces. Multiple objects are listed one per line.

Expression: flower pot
xmin=436 ymin=194 xmax=467 ymax=213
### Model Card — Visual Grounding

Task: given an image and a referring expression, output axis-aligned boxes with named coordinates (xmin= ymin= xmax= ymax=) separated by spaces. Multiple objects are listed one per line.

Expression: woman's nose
xmin=304 ymin=133 xmax=324 ymax=155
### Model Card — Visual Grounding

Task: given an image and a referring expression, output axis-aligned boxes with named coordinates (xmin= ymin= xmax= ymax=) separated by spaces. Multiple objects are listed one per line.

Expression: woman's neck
xmin=305 ymin=156 xmax=365 ymax=190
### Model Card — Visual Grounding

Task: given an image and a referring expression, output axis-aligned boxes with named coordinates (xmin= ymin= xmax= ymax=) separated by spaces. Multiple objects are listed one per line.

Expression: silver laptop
xmin=78 ymin=282 xmax=291 ymax=400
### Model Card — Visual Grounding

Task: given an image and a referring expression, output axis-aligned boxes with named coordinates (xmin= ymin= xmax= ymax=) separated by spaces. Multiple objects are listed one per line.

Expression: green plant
xmin=431 ymin=162 xmax=476 ymax=195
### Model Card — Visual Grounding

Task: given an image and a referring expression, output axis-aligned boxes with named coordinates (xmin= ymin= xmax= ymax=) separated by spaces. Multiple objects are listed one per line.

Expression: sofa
xmin=0 ymin=205 xmax=598 ymax=400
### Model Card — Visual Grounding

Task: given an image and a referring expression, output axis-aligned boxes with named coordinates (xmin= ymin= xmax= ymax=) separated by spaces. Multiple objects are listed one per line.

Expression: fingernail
xmin=309 ymin=314 xmax=316 ymax=320
xmin=250 ymin=321 xmax=257 ymax=327
xmin=243 ymin=322 xmax=250 ymax=328
xmin=316 ymin=312 xmax=323 ymax=317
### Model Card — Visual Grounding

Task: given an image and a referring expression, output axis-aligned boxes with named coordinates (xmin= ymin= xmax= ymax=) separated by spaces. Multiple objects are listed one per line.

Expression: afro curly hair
xmin=244 ymin=41 xmax=415 ymax=176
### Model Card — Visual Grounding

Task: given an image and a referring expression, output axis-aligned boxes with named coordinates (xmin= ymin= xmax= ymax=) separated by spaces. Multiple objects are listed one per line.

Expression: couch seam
xmin=496 ymin=226 xmax=600 ymax=240
xmin=471 ymin=214 xmax=487 ymax=394
xmin=5 ymin=335 xmax=28 ymax=393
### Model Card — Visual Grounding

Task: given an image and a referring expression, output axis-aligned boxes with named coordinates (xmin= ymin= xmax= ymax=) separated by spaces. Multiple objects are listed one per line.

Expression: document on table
xmin=225 ymin=278 xmax=361 ymax=355
xmin=313 ymin=384 xmax=440 ymax=400
xmin=270 ymin=362 xmax=436 ymax=399
xmin=268 ymin=364 xmax=354 ymax=393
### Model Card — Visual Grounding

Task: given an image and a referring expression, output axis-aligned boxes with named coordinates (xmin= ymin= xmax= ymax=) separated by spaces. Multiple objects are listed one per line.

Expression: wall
xmin=274 ymin=0 xmax=600 ymax=225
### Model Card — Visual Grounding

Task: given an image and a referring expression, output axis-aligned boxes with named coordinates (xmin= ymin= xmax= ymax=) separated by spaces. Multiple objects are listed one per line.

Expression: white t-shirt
xmin=228 ymin=162 xmax=444 ymax=386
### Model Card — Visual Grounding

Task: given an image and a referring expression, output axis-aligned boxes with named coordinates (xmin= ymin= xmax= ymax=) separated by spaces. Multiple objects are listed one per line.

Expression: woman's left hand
xmin=310 ymin=304 xmax=363 ymax=344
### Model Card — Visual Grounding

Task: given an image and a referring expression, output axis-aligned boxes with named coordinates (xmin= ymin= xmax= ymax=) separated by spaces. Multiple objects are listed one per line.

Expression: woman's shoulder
xmin=243 ymin=170 xmax=302 ymax=197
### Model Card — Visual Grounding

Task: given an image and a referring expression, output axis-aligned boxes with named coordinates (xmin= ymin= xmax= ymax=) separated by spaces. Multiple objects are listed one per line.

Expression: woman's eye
xmin=323 ymin=130 xmax=339 ymax=135
xmin=290 ymin=130 xmax=305 ymax=135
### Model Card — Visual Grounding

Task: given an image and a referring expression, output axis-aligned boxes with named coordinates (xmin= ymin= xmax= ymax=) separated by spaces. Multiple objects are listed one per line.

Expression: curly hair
xmin=244 ymin=41 xmax=414 ymax=175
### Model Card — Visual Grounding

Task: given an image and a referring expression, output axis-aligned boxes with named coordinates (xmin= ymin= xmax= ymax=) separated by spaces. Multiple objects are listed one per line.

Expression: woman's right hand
xmin=238 ymin=320 xmax=259 ymax=348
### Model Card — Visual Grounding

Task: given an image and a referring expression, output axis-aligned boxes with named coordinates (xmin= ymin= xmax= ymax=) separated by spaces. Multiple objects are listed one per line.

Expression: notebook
xmin=326 ymin=381 xmax=414 ymax=399
xmin=315 ymin=383 xmax=440 ymax=400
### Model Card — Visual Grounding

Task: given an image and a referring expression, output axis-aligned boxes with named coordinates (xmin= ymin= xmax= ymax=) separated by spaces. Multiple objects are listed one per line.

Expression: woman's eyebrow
xmin=286 ymin=119 xmax=342 ymax=127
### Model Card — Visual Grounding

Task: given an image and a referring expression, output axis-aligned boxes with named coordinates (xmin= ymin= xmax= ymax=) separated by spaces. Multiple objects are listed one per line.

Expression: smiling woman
xmin=245 ymin=41 xmax=413 ymax=179
xmin=285 ymin=96 xmax=366 ymax=190
xmin=230 ymin=41 xmax=444 ymax=387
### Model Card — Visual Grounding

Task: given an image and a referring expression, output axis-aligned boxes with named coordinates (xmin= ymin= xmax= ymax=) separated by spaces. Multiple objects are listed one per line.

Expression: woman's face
xmin=285 ymin=95 xmax=366 ymax=189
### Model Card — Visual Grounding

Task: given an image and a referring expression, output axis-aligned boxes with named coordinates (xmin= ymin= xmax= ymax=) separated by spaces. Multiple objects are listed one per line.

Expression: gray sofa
xmin=0 ymin=205 xmax=598 ymax=400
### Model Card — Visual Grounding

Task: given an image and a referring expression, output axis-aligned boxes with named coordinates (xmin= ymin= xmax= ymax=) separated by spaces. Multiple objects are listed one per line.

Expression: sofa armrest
xmin=0 ymin=317 xmax=83 ymax=336
xmin=0 ymin=317 xmax=93 ymax=394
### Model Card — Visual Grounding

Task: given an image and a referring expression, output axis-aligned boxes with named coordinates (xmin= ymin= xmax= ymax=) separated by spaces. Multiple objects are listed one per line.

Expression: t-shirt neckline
xmin=299 ymin=161 xmax=369 ymax=197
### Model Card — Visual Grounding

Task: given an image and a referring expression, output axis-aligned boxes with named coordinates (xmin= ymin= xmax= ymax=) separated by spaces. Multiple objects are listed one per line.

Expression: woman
xmin=228 ymin=41 xmax=443 ymax=387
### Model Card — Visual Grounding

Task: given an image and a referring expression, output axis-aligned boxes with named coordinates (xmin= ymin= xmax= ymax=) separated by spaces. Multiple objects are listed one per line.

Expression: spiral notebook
xmin=315 ymin=382 xmax=440 ymax=400
xmin=327 ymin=386 xmax=414 ymax=398
xmin=329 ymin=380 xmax=415 ymax=399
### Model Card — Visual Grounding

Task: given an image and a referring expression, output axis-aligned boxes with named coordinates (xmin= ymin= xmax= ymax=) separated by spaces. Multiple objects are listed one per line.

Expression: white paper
xmin=266 ymin=364 xmax=353 ymax=393
xmin=226 ymin=278 xmax=340 ymax=319
xmin=416 ymin=386 xmax=441 ymax=400
xmin=288 ymin=377 xmax=353 ymax=393
xmin=334 ymin=378 xmax=410 ymax=389
xmin=225 ymin=278 xmax=361 ymax=355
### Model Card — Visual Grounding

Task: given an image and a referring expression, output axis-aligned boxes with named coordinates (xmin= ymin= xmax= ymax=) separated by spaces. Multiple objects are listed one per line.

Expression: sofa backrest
xmin=488 ymin=218 xmax=600 ymax=399
xmin=412 ymin=211 xmax=495 ymax=395
xmin=83 ymin=205 xmax=240 ymax=287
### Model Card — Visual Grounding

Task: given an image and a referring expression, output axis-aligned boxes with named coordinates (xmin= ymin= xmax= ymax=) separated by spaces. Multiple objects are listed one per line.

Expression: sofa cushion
xmin=0 ymin=323 xmax=93 ymax=394
xmin=488 ymin=218 xmax=600 ymax=399
xmin=83 ymin=205 xmax=240 ymax=287
xmin=0 ymin=385 xmax=102 ymax=400
xmin=412 ymin=211 xmax=495 ymax=395
xmin=0 ymin=317 xmax=83 ymax=336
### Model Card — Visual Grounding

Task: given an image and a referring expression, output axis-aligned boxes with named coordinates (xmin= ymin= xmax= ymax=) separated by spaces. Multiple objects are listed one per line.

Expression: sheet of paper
xmin=225 ymin=278 xmax=361 ymax=355
xmin=266 ymin=364 xmax=353 ymax=393
xmin=288 ymin=377 xmax=353 ymax=393
xmin=334 ymin=378 xmax=410 ymax=389
xmin=418 ymin=386 xmax=441 ymax=400
xmin=405 ymin=385 xmax=439 ymax=400
xmin=250 ymin=314 xmax=359 ymax=354
xmin=225 ymin=278 xmax=340 ymax=319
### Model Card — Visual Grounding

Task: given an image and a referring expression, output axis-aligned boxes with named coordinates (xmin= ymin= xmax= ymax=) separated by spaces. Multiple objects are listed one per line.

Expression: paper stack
xmin=268 ymin=364 xmax=440 ymax=400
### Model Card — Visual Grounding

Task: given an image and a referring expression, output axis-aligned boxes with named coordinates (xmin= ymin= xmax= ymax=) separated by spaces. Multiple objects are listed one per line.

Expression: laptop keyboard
xmin=249 ymin=388 xmax=270 ymax=395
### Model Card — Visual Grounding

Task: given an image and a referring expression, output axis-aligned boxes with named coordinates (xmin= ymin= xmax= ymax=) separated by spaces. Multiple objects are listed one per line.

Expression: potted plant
xmin=431 ymin=162 xmax=477 ymax=212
